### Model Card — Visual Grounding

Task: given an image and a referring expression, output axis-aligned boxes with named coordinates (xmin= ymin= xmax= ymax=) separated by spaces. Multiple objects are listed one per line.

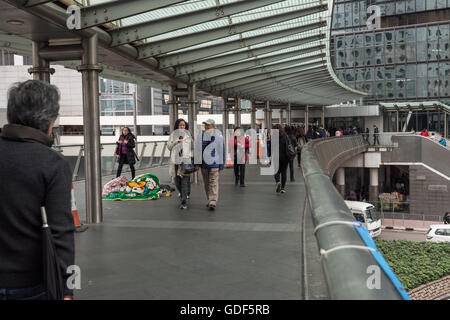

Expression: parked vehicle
xmin=345 ymin=200 xmax=382 ymax=238
xmin=426 ymin=225 xmax=450 ymax=242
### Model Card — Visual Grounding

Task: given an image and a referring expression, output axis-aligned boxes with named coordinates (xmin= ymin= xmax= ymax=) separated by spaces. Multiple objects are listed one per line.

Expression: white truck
xmin=344 ymin=200 xmax=382 ymax=238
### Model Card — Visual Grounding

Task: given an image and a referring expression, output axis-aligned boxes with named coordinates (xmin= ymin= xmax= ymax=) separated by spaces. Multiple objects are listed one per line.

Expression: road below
xmin=379 ymin=229 xmax=427 ymax=242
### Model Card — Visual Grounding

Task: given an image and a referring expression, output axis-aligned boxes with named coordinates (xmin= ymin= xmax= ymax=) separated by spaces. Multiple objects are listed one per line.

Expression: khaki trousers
xmin=201 ymin=168 xmax=220 ymax=206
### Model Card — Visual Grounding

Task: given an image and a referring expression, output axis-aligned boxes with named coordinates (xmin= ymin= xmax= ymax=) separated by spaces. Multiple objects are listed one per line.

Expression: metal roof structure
xmin=380 ymin=101 xmax=450 ymax=112
xmin=0 ymin=0 xmax=364 ymax=105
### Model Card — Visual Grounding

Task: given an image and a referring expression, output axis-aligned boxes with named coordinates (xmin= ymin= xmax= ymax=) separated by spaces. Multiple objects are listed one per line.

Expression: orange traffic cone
xmin=71 ymin=184 xmax=88 ymax=233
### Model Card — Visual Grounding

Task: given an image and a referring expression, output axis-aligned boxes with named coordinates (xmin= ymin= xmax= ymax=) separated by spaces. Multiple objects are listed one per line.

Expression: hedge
xmin=374 ymin=239 xmax=450 ymax=291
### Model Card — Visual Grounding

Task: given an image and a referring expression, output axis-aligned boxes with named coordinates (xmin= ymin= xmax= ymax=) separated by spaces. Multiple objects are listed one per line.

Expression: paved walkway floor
xmin=72 ymin=165 xmax=319 ymax=300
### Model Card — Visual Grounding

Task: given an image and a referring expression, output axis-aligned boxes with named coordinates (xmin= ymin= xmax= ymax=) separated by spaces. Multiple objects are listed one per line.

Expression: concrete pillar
xmin=385 ymin=165 xmax=391 ymax=192
xmin=305 ymin=106 xmax=309 ymax=128
xmin=287 ymin=103 xmax=292 ymax=125
xmin=336 ymin=167 xmax=346 ymax=197
xmin=264 ymin=101 xmax=271 ymax=130
xmin=370 ymin=168 xmax=379 ymax=201
xmin=28 ymin=41 xmax=54 ymax=82
xmin=168 ymin=85 xmax=178 ymax=132
xmin=77 ymin=34 xmax=103 ymax=224
xmin=321 ymin=106 xmax=325 ymax=127
xmin=235 ymin=97 xmax=242 ymax=127
xmin=222 ymin=98 xmax=229 ymax=133
xmin=396 ymin=110 xmax=399 ymax=132
xmin=188 ymin=84 xmax=197 ymax=137
xmin=279 ymin=108 xmax=284 ymax=126
xmin=250 ymin=101 xmax=256 ymax=130
xmin=444 ymin=111 xmax=448 ymax=139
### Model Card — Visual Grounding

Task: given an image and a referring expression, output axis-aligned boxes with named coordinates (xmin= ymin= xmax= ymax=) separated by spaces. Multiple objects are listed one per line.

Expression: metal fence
xmin=301 ymin=134 xmax=404 ymax=300
xmin=55 ymin=140 xmax=170 ymax=181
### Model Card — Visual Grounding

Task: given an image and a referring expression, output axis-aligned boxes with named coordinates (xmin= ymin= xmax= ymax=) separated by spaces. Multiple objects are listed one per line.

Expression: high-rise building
xmin=330 ymin=0 xmax=450 ymax=134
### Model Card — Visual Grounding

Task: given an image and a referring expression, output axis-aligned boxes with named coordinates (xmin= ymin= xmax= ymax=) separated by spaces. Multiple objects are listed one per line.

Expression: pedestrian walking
xmin=364 ymin=128 xmax=370 ymax=143
xmin=0 ymin=80 xmax=74 ymax=300
xmin=286 ymin=126 xmax=297 ymax=182
xmin=229 ymin=127 xmax=250 ymax=187
xmin=196 ymin=119 xmax=225 ymax=211
xmin=274 ymin=125 xmax=291 ymax=194
xmin=373 ymin=125 xmax=380 ymax=145
xmin=296 ymin=126 xmax=306 ymax=168
xmin=115 ymin=127 xmax=137 ymax=179
xmin=168 ymin=119 xmax=193 ymax=210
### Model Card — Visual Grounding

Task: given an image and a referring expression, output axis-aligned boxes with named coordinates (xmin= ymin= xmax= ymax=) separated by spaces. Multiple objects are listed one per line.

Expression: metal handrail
xmin=301 ymin=134 xmax=404 ymax=300
xmin=57 ymin=140 xmax=170 ymax=181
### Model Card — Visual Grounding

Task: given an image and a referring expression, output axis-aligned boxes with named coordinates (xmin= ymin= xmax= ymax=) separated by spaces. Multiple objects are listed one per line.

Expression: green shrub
xmin=374 ymin=239 xmax=450 ymax=291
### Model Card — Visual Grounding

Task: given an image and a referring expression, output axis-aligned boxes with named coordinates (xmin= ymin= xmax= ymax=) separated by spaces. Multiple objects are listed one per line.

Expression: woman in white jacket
xmin=167 ymin=119 xmax=193 ymax=210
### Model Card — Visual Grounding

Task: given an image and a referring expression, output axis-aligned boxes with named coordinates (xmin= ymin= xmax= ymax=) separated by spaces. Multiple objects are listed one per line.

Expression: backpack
xmin=297 ymin=136 xmax=306 ymax=149
xmin=286 ymin=137 xmax=297 ymax=160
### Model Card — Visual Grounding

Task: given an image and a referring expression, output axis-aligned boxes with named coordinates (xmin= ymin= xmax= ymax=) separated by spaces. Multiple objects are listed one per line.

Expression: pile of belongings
xmin=102 ymin=173 xmax=166 ymax=200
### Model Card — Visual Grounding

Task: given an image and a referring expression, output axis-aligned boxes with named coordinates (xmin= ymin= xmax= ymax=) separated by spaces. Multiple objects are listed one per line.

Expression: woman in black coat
xmin=115 ymin=127 xmax=137 ymax=179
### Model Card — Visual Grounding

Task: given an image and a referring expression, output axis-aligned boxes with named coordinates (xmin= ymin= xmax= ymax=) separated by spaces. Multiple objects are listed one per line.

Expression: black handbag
xmin=182 ymin=158 xmax=197 ymax=174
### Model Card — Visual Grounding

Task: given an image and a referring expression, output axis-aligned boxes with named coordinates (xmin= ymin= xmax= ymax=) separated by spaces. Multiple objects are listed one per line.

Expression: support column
xmin=187 ymin=84 xmax=197 ymax=137
xmin=287 ymin=103 xmax=292 ymax=125
xmin=279 ymin=108 xmax=284 ymax=126
xmin=222 ymin=98 xmax=229 ymax=133
xmin=235 ymin=97 xmax=242 ymax=127
xmin=336 ymin=167 xmax=345 ymax=198
xmin=77 ymin=34 xmax=103 ymax=224
xmin=265 ymin=101 xmax=272 ymax=130
xmin=168 ymin=85 xmax=178 ymax=132
xmin=321 ymin=106 xmax=325 ymax=127
xmin=370 ymin=168 xmax=379 ymax=202
xmin=444 ymin=111 xmax=448 ymax=139
xmin=396 ymin=110 xmax=399 ymax=132
xmin=28 ymin=41 xmax=54 ymax=82
xmin=250 ymin=101 xmax=256 ymax=130
xmin=305 ymin=106 xmax=309 ymax=128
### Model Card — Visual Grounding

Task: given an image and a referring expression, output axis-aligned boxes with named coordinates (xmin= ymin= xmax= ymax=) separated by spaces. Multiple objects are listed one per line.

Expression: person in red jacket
xmin=229 ymin=127 xmax=250 ymax=187
xmin=420 ymin=128 xmax=430 ymax=137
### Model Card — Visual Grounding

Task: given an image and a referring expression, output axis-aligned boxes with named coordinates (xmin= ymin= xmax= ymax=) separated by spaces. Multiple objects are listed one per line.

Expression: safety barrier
xmin=301 ymin=135 xmax=408 ymax=300
xmin=54 ymin=140 xmax=170 ymax=182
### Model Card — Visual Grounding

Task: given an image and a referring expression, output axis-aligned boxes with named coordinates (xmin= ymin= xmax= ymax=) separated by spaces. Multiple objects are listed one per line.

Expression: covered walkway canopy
xmin=1 ymin=0 xmax=363 ymax=105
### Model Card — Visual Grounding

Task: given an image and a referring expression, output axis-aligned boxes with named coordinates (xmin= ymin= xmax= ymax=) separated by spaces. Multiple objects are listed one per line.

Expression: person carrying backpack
xmin=274 ymin=125 xmax=294 ymax=194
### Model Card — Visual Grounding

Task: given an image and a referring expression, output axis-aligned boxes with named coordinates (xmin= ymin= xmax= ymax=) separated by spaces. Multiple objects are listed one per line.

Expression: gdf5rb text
xmin=179 ymin=304 xmax=270 ymax=318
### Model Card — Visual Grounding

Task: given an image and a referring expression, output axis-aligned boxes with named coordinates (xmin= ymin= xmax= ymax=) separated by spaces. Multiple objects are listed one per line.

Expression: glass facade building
xmin=331 ymin=0 xmax=450 ymax=105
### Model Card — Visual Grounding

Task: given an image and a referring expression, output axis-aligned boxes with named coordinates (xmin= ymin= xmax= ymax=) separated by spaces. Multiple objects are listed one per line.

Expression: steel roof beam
xmin=189 ymin=44 xmax=325 ymax=82
xmin=23 ymin=0 xmax=55 ymax=7
xmin=158 ymin=20 xmax=326 ymax=69
xmin=137 ymin=4 xmax=327 ymax=58
xmin=207 ymin=61 xmax=324 ymax=92
xmin=174 ymin=33 xmax=325 ymax=76
xmin=219 ymin=67 xmax=326 ymax=95
xmin=78 ymin=0 xmax=189 ymax=30
xmin=109 ymin=0 xmax=285 ymax=46
xmin=240 ymin=78 xmax=336 ymax=97
xmin=202 ymin=54 xmax=325 ymax=87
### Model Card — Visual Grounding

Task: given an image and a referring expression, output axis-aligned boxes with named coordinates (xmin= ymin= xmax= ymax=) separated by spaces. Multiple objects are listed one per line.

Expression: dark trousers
xmin=288 ymin=159 xmax=295 ymax=181
xmin=297 ymin=150 xmax=302 ymax=165
xmin=117 ymin=154 xmax=135 ymax=179
xmin=373 ymin=135 xmax=380 ymax=145
xmin=275 ymin=160 xmax=289 ymax=189
xmin=234 ymin=164 xmax=246 ymax=185
xmin=175 ymin=173 xmax=190 ymax=205
xmin=0 ymin=285 xmax=46 ymax=300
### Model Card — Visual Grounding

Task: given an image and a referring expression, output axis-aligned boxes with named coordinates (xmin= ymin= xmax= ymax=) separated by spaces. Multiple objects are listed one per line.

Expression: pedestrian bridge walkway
xmin=72 ymin=165 xmax=327 ymax=300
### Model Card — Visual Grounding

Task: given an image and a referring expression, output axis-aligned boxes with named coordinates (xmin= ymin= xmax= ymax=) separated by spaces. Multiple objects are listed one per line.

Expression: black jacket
xmin=0 ymin=124 xmax=75 ymax=295
xmin=115 ymin=133 xmax=137 ymax=165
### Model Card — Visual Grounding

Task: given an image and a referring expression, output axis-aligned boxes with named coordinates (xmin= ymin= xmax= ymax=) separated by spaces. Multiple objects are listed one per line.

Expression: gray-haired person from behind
xmin=0 ymin=80 xmax=75 ymax=300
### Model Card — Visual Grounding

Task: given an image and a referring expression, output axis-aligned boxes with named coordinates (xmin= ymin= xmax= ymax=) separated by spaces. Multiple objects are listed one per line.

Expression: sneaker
xmin=280 ymin=189 xmax=286 ymax=194
xmin=208 ymin=205 xmax=216 ymax=211
xmin=276 ymin=182 xmax=282 ymax=193
xmin=180 ymin=204 xmax=187 ymax=210
xmin=240 ymin=184 xmax=246 ymax=187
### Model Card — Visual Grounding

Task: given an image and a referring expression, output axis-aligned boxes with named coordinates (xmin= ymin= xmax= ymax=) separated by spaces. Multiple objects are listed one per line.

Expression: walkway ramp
xmin=72 ymin=165 xmax=326 ymax=299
